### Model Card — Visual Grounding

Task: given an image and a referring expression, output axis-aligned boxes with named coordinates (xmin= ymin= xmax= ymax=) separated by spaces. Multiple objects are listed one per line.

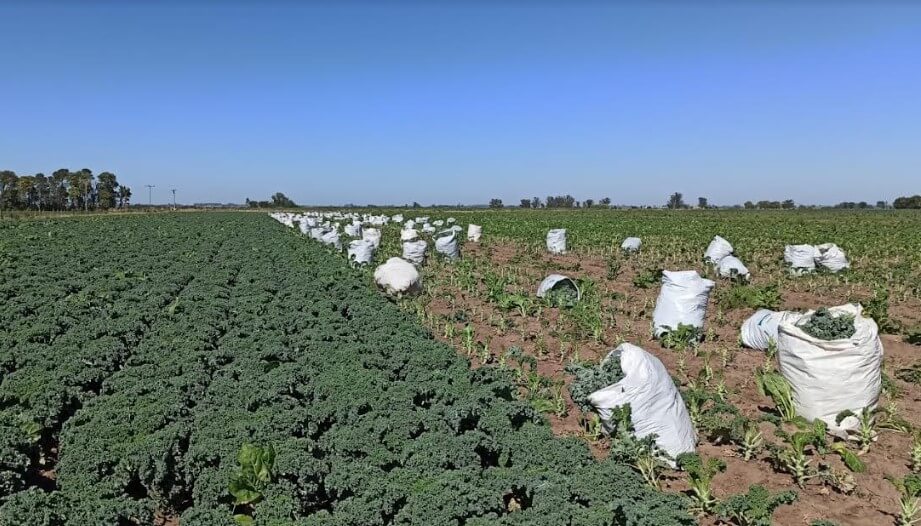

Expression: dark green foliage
xmin=896 ymin=363 xmax=921 ymax=384
xmin=603 ymin=405 xmax=662 ymax=465
xmin=716 ymin=283 xmax=782 ymax=311
xmin=632 ymin=268 xmax=663 ymax=289
xmin=798 ymin=308 xmax=856 ymax=340
xmin=717 ymin=484 xmax=797 ymax=526
xmin=544 ymin=281 xmax=579 ymax=308
xmin=810 ymin=521 xmax=840 ymax=526
xmin=0 ymin=213 xmax=693 ymax=525
xmin=565 ymin=355 xmax=625 ymax=413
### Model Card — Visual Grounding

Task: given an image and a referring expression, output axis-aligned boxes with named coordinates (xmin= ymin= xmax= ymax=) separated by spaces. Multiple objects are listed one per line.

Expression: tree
xmin=697 ymin=197 xmax=708 ymax=209
xmin=412 ymin=201 xmax=421 ymax=208
xmin=743 ymin=201 xmax=755 ymax=209
xmin=50 ymin=169 xmax=69 ymax=210
xmin=584 ymin=199 xmax=594 ymax=208
xmin=17 ymin=175 xmax=36 ymax=209
xmin=667 ymin=192 xmax=685 ymax=209
xmin=781 ymin=199 xmax=795 ymax=209
xmin=33 ymin=173 xmax=49 ymax=211
xmin=0 ymin=170 xmax=18 ymax=213
xmin=893 ymin=195 xmax=921 ymax=209
xmin=488 ymin=198 xmax=504 ymax=209
xmin=531 ymin=196 xmax=542 ymax=209
xmin=66 ymin=169 xmax=94 ymax=210
xmin=519 ymin=198 xmax=531 ymax=208
xmin=545 ymin=195 xmax=577 ymax=208
xmin=96 ymin=172 xmax=119 ymax=210
xmin=271 ymin=192 xmax=296 ymax=208
xmin=600 ymin=197 xmax=611 ymax=207
xmin=117 ymin=186 xmax=132 ymax=209
xmin=877 ymin=200 xmax=888 ymax=209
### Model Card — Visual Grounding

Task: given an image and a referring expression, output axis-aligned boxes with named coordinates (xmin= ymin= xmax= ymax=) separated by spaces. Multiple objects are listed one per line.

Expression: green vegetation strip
xmin=0 ymin=213 xmax=691 ymax=525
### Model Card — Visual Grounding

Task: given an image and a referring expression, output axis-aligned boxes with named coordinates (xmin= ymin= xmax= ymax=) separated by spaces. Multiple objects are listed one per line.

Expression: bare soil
xmin=420 ymin=240 xmax=921 ymax=526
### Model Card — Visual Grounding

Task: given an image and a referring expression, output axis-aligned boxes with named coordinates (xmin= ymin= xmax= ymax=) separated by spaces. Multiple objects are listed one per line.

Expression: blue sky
xmin=1 ymin=2 xmax=919 ymax=206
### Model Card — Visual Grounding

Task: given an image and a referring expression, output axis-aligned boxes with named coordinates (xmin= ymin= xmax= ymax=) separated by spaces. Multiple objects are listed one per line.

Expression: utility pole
xmin=171 ymin=188 xmax=177 ymax=210
xmin=145 ymin=184 xmax=155 ymax=206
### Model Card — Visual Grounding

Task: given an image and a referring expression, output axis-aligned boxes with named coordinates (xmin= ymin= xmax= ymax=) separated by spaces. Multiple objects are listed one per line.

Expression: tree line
xmin=245 ymin=192 xmax=297 ymax=208
xmin=488 ymin=195 xmax=614 ymax=209
xmin=0 ymin=169 xmax=131 ymax=212
xmin=488 ymin=192 xmax=920 ymax=210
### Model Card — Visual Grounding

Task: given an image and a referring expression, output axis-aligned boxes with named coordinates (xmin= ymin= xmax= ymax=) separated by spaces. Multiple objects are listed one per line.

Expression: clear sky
xmin=2 ymin=1 xmax=920 ymax=206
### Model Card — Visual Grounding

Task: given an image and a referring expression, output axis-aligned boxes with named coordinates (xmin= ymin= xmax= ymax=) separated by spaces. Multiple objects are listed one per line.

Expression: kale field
xmin=0 ymin=213 xmax=691 ymax=526
xmin=4 ymin=209 xmax=921 ymax=526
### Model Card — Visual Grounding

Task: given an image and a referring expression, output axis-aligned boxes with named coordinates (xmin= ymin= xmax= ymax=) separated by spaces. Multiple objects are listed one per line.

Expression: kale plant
xmin=565 ymin=355 xmax=625 ymax=413
xmin=798 ymin=308 xmax=856 ymax=340
xmin=717 ymin=484 xmax=797 ymax=526
xmin=545 ymin=282 xmax=580 ymax=308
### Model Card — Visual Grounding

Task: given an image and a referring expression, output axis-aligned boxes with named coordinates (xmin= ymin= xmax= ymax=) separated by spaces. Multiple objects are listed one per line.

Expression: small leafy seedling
xmin=835 ymin=407 xmax=878 ymax=453
xmin=677 ymin=453 xmax=726 ymax=514
xmin=756 ymin=371 xmax=797 ymax=422
xmin=228 ymin=443 xmax=276 ymax=524
xmin=888 ymin=473 xmax=921 ymax=526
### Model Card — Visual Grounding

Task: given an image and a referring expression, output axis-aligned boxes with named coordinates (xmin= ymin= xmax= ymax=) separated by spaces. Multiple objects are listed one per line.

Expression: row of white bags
xmin=704 ymin=236 xmax=750 ymax=279
xmin=784 ymin=243 xmax=849 ymax=273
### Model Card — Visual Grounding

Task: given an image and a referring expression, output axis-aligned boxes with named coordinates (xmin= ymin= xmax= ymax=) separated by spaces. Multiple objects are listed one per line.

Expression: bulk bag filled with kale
xmin=536 ymin=274 xmax=580 ymax=307
xmin=651 ymin=271 xmax=715 ymax=338
xmin=621 ymin=237 xmax=642 ymax=252
xmin=816 ymin=243 xmax=850 ymax=273
xmin=704 ymin=235 xmax=733 ymax=264
xmin=777 ymin=304 xmax=882 ymax=437
xmin=467 ymin=224 xmax=482 ymax=242
xmin=362 ymin=228 xmax=382 ymax=249
xmin=582 ymin=343 xmax=697 ymax=463
xmin=434 ymin=230 xmax=460 ymax=261
xmin=716 ymin=255 xmax=750 ymax=280
xmin=347 ymin=239 xmax=375 ymax=265
xmin=309 ymin=227 xmax=326 ymax=241
xmin=373 ymin=257 xmax=422 ymax=296
xmin=784 ymin=244 xmax=819 ymax=273
xmin=344 ymin=222 xmax=362 ymax=238
xmin=400 ymin=228 xmax=419 ymax=241
xmin=740 ymin=309 xmax=784 ymax=350
xmin=319 ymin=230 xmax=342 ymax=251
xmin=546 ymin=228 xmax=567 ymax=254
xmin=402 ymin=239 xmax=427 ymax=265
